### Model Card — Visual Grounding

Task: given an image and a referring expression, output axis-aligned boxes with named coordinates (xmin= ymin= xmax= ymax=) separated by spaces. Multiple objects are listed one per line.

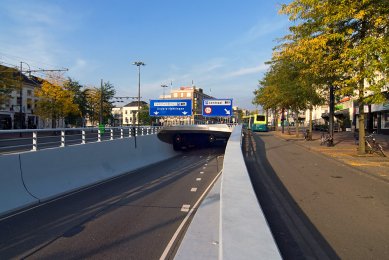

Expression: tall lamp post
xmin=132 ymin=61 xmax=145 ymax=125
xmin=19 ymin=62 xmax=31 ymax=129
xmin=161 ymin=84 xmax=168 ymax=99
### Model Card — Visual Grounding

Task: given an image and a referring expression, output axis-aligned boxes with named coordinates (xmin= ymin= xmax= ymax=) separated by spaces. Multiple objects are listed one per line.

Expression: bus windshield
xmin=256 ymin=115 xmax=265 ymax=122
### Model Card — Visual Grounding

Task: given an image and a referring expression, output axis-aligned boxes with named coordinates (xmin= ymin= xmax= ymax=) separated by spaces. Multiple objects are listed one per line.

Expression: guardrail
xmin=0 ymin=124 xmax=238 ymax=155
xmin=0 ymin=126 xmax=161 ymax=155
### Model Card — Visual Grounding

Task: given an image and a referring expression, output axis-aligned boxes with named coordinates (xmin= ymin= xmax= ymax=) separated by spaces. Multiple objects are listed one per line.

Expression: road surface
xmin=0 ymin=147 xmax=224 ymax=259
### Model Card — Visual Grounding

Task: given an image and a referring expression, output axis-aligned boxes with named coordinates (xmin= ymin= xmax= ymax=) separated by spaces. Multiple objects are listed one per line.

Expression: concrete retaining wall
xmin=0 ymin=154 xmax=38 ymax=216
xmin=1 ymin=134 xmax=178 ymax=217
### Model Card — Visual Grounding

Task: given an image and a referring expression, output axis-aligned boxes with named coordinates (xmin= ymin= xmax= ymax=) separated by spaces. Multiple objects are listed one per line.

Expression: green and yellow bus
xmin=242 ymin=114 xmax=268 ymax=132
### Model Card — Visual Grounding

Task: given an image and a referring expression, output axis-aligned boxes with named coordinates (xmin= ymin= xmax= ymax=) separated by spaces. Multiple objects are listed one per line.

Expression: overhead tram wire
xmin=0 ymin=51 xmax=67 ymax=72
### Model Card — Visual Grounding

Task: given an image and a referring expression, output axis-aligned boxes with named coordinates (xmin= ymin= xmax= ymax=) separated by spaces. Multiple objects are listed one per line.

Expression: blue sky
xmin=0 ymin=0 xmax=291 ymax=110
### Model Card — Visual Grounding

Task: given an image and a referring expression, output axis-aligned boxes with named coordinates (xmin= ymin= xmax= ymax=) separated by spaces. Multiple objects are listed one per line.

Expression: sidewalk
xmin=272 ymin=130 xmax=389 ymax=182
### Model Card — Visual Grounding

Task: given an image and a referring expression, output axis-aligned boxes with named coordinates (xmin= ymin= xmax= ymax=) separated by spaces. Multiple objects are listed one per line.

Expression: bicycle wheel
xmin=365 ymin=141 xmax=373 ymax=154
xmin=377 ymin=144 xmax=386 ymax=157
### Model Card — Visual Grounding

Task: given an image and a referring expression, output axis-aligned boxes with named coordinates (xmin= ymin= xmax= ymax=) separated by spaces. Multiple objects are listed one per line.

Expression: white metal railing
xmin=0 ymin=126 xmax=162 ymax=155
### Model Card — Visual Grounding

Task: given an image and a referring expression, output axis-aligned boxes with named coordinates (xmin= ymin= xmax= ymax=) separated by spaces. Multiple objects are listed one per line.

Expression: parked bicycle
xmin=320 ymin=132 xmax=333 ymax=146
xmin=365 ymin=132 xmax=386 ymax=157
xmin=304 ymin=129 xmax=312 ymax=141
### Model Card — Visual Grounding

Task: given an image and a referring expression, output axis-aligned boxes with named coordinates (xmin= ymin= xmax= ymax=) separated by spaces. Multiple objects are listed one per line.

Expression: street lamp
xmin=19 ymin=61 xmax=31 ymax=129
xmin=161 ymin=84 xmax=168 ymax=99
xmin=132 ymin=61 xmax=145 ymax=125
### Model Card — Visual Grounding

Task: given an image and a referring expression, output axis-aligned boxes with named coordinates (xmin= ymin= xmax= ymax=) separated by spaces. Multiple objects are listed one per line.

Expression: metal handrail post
xmin=61 ymin=130 xmax=65 ymax=147
xmin=32 ymin=131 xmax=37 ymax=151
xmin=82 ymin=130 xmax=86 ymax=144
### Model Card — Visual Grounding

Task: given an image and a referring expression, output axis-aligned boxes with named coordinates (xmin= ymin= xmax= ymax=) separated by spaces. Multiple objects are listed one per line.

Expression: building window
xmin=27 ymin=90 xmax=32 ymax=96
xmin=180 ymin=93 xmax=184 ymax=98
xmin=27 ymin=98 xmax=33 ymax=110
xmin=173 ymin=93 xmax=178 ymax=98
xmin=17 ymin=97 xmax=21 ymax=105
xmin=187 ymin=93 xmax=192 ymax=97
xmin=382 ymin=112 xmax=389 ymax=129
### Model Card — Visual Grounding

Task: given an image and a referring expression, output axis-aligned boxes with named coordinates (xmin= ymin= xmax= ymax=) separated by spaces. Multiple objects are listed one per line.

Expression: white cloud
xmin=224 ymin=64 xmax=268 ymax=78
xmin=0 ymin=1 xmax=81 ymax=70
xmin=227 ymin=18 xmax=289 ymax=48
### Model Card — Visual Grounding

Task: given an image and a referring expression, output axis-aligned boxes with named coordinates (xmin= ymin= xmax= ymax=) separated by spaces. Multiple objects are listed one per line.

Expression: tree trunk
xmin=309 ymin=107 xmax=313 ymax=140
xmin=281 ymin=108 xmax=285 ymax=134
xmin=295 ymin=110 xmax=300 ymax=137
xmin=329 ymin=85 xmax=335 ymax=137
xmin=358 ymin=99 xmax=366 ymax=155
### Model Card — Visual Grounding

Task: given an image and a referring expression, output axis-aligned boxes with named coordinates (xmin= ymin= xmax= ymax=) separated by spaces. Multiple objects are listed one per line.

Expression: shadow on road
xmin=242 ymin=130 xmax=339 ymax=260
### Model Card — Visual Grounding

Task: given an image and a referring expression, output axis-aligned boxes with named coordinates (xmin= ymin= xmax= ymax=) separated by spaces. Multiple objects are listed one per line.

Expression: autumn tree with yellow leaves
xmin=255 ymin=0 xmax=389 ymax=154
xmin=34 ymin=80 xmax=80 ymax=128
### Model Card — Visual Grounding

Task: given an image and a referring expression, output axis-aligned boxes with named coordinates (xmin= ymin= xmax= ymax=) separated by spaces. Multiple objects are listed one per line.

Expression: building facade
xmin=121 ymin=100 xmax=148 ymax=126
xmin=0 ymin=65 xmax=41 ymax=129
xmin=158 ymin=86 xmax=215 ymax=125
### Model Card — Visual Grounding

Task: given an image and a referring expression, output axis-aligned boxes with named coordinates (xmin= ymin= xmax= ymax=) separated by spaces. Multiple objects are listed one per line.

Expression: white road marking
xmin=196 ymin=178 xmax=201 ymax=181
xmin=200 ymin=171 xmax=204 ymax=174
xmin=191 ymin=187 xmax=197 ymax=192
xmin=160 ymin=170 xmax=223 ymax=260
xmin=203 ymin=167 xmax=206 ymax=169
xmin=205 ymin=164 xmax=208 ymax=166
xmin=181 ymin=204 xmax=190 ymax=212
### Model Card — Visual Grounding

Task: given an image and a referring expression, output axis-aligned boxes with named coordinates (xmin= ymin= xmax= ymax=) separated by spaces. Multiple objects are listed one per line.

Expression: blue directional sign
xmin=149 ymin=99 xmax=192 ymax=116
xmin=202 ymin=99 xmax=233 ymax=117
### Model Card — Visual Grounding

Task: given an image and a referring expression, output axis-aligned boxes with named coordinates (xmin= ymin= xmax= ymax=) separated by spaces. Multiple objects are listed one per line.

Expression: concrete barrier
xmin=221 ymin=125 xmax=281 ymax=259
xmin=0 ymin=154 xmax=38 ymax=216
xmin=175 ymin=125 xmax=281 ymax=259
xmin=19 ymin=135 xmax=178 ymax=201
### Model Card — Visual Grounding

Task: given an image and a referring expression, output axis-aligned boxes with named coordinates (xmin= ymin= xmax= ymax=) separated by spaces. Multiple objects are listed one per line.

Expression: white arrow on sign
xmin=182 ymin=111 xmax=188 ymax=115
xmin=224 ymin=109 xmax=231 ymax=115
xmin=154 ymin=111 xmax=159 ymax=115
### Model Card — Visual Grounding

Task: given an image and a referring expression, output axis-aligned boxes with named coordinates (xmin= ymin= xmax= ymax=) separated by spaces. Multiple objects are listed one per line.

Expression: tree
xmin=254 ymin=53 xmax=324 ymax=137
xmin=138 ymin=104 xmax=153 ymax=125
xmin=85 ymin=81 xmax=116 ymax=126
xmin=63 ymin=78 xmax=88 ymax=127
xmin=0 ymin=65 xmax=19 ymax=108
xmin=35 ymin=80 xmax=80 ymax=128
xmin=280 ymin=0 xmax=389 ymax=154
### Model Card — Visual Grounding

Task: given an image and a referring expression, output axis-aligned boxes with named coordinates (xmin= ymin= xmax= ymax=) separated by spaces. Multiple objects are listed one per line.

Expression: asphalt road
xmin=244 ymin=130 xmax=389 ymax=260
xmin=0 ymin=147 xmax=224 ymax=259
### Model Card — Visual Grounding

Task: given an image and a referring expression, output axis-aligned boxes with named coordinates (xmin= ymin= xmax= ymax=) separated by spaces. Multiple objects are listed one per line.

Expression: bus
xmin=242 ymin=114 xmax=268 ymax=132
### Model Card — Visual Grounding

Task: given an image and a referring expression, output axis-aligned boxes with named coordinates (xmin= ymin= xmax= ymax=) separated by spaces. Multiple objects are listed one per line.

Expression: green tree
xmin=255 ymin=53 xmax=324 ymax=137
xmin=63 ymin=78 xmax=88 ymax=127
xmin=280 ymin=0 xmax=389 ymax=154
xmin=0 ymin=65 xmax=19 ymax=108
xmin=138 ymin=104 xmax=153 ymax=125
xmin=85 ymin=81 xmax=116 ymax=126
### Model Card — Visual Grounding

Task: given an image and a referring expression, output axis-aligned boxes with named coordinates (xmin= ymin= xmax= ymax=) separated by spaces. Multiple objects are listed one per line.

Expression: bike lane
xmin=244 ymin=130 xmax=389 ymax=260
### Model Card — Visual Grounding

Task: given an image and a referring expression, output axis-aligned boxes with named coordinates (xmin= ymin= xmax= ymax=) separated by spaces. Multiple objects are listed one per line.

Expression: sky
xmin=0 ymin=0 xmax=291 ymax=110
